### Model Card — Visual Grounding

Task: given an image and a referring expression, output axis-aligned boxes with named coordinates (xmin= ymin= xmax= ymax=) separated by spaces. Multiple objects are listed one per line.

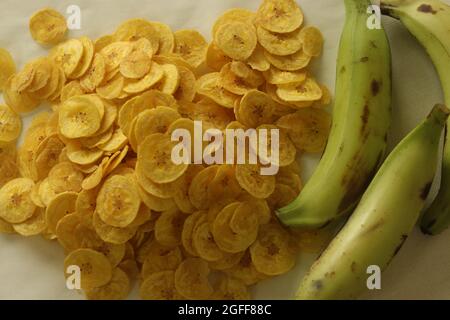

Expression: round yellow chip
xmin=214 ymin=22 xmax=257 ymax=61
xmin=173 ymin=29 xmax=208 ymax=68
xmin=94 ymin=35 xmax=115 ymax=53
xmin=29 ymin=8 xmax=67 ymax=45
xmin=249 ymin=223 xmax=297 ymax=275
xmin=120 ymin=49 xmax=152 ymax=79
xmin=0 ymin=104 xmax=22 ymax=144
xmin=138 ymin=133 xmax=188 ymax=184
xmin=38 ymin=178 xmax=58 ymax=207
xmin=0 ymin=48 xmax=16 ymax=91
xmin=59 ymin=94 xmax=104 ymax=139
xmin=264 ymin=49 xmax=311 ymax=71
xmin=80 ymin=54 xmax=106 ymax=92
xmin=263 ymin=67 xmax=306 ymax=85
xmin=193 ymin=221 xmax=226 ymax=262
xmin=30 ymin=62 xmax=61 ymax=101
xmin=0 ymin=178 xmax=36 ymax=224
xmin=212 ymin=202 xmax=258 ymax=253
xmin=96 ymin=174 xmax=141 ymax=228
xmin=64 ymin=248 xmax=112 ymax=290
xmin=174 ymin=258 xmax=213 ymax=300
xmin=158 ymin=64 xmax=180 ymax=95
xmin=212 ymin=275 xmax=251 ymax=300
xmin=123 ymin=62 xmax=164 ymax=94
xmin=256 ymin=0 xmax=303 ymax=33
xmin=50 ymin=39 xmax=84 ymax=77
xmin=137 ymin=183 xmax=177 ymax=212
xmin=92 ymin=212 xmax=137 ymax=245
xmin=150 ymin=21 xmax=175 ymax=54
xmin=276 ymin=108 xmax=331 ymax=153
xmin=100 ymin=41 xmax=133 ymax=73
xmin=235 ymin=163 xmax=275 ymax=199
xmin=66 ymin=142 xmax=104 ymax=166
xmin=134 ymin=106 xmax=180 ymax=143
xmin=212 ymin=8 xmax=255 ymax=37
xmin=45 ymin=191 xmax=77 ymax=233
xmin=300 ymin=26 xmax=324 ymax=57
xmin=114 ymin=19 xmax=159 ymax=53
xmin=56 ymin=212 xmax=83 ymax=251
xmin=196 ymin=73 xmax=238 ymax=109
xmin=206 ymin=43 xmax=232 ymax=71
xmin=256 ymin=25 xmax=302 ymax=56
xmin=239 ymin=89 xmax=275 ymax=127
xmin=173 ymin=65 xmax=196 ymax=102
xmin=85 ymin=267 xmax=130 ymax=300
xmin=247 ymin=44 xmax=271 ymax=72
xmin=188 ymin=165 xmax=219 ymax=210
xmin=13 ymin=207 xmax=47 ymax=236
xmin=135 ymin=161 xmax=174 ymax=199
xmin=141 ymin=242 xmax=183 ymax=278
xmin=71 ymin=36 xmax=95 ymax=79
xmin=140 ymin=270 xmax=182 ymax=300
xmin=276 ymin=77 xmax=323 ymax=102
xmin=253 ymin=124 xmax=296 ymax=167
xmin=0 ymin=217 xmax=15 ymax=234
xmin=154 ymin=209 xmax=185 ymax=247
xmin=48 ymin=161 xmax=84 ymax=193
xmin=60 ymin=80 xmax=86 ymax=102
xmin=3 ymin=75 xmax=39 ymax=114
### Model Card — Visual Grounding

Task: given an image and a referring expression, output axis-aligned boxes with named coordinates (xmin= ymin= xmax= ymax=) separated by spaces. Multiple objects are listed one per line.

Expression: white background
xmin=0 ymin=0 xmax=449 ymax=299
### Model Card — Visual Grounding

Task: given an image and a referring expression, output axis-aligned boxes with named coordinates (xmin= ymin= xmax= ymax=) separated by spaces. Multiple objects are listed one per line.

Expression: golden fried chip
xmin=0 ymin=104 xmax=22 ymax=144
xmin=224 ymin=250 xmax=266 ymax=285
xmin=220 ymin=63 xmax=262 ymax=96
xmin=50 ymin=39 xmax=84 ymax=77
xmin=173 ymin=66 xmax=196 ymax=102
xmin=235 ymin=163 xmax=275 ymax=199
xmin=33 ymin=134 xmax=65 ymax=180
xmin=96 ymin=174 xmax=141 ymax=228
xmin=181 ymin=210 xmax=206 ymax=256
xmin=238 ymin=89 xmax=275 ymax=127
xmin=256 ymin=25 xmax=302 ymax=56
xmin=254 ymin=124 xmax=296 ymax=167
xmin=250 ymin=223 xmax=297 ymax=275
xmin=66 ymin=142 xmax=104 ymax=166
xmin=13 ymin=207 xmax=47 ymax=236
xmin=56 ymin=212 xmax=83 ymax=251
xmin=38 ymin=178 xmax=58 ymax=207
xmin=193 ymin=222 xmax=226 ymax=262
xmin=138 ymin=133 xmax=188 ymax=184
xmin=135 ymin=161 xmax=174 ymax=199
xmin=300 ymin=26 xmax=324 ymax=57
xmin=123 ymin=62 xmax=164 ymax=94
xmin=276 ymin=108 xmax=331 ymax=153
xmin=29 ymin=8 xmax=67 ymax=45
xmin=212 ymin=8 xmax=255 ymax=36
xmin=114 ymin=19 xmax=159 ymax=53
xmin=80 ymin=54 xmax=106 ymax=92
xmin=174 ymin=258 xmax=213 ymax=299
xmin=264 ymin=49 xmax=311 ymax=71
xmin=141 ymin=242 xmax=183 ymax=278
xmin=154 ymin=209 xmax=185 ymax=247
xmin=188 ymin=165 xmax=219 ymax=210
xmin=206 ymin=43 xmax=232 ymax=71
xmin=0 ymin=48 xmax=16 ymax=91
xmin=59 ymin=94 xmax=104 ymax=138
xmin=264 ymin=67 xmax=306 ymax=85
xmin=256 ymin=0 xmax=303 ymax=33
xmin=48 ymin=161 xmax=84 ymax=193
xmin=196 ymin=72 xmax=238 ymax=109
xmin=173 ymin=29 xmax=208 ymax=68
xmin=214 ymin=22 xmax=257 ymax=61
xmin=71 ymin=36 xmax=95 ymax=79
xmin=45 ymin=191 xmax=77 ymax=233
xmin=212 ymin=275 xmax=251 ymax=300
xmin=0 ymin=178 xmax=36 ymax=224
xmin=64 ymin=248 xmax=112 ymax=290
xmin=120 ymin=49 xmax=152 ymax=79
xmin=85 ymin=268 xmax=130 ymax=300
xmin=93 ymin=212 xmax=137 ymax=245
xmin=3 ymin=75 xmax=40 ymax=114
xmin=137 ymin=184 xmax=177 ymax=212
xmin=60 ymin=80 xmax=86 ymax=102
xmin=140 ymin=270 xmax=182 ymax=300
xmin=100 ymin=41 xmax=133 ymax=72
xmin=150 ymin=22 xmax=175 ymax=54
xmin=134 ymin=106 xmax=180 ymax=143
xmin=158 ymin=64 xmax=180 ymax=95
xmin=276 ymin=77 xmax=322 ymax=102
xmin=247 ymin=44 xmax=271 ymax=72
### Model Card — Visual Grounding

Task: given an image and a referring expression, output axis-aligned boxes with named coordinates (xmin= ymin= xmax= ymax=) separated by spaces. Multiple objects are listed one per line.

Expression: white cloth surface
xmin=0 ymin=0 xmax=449 ymax=299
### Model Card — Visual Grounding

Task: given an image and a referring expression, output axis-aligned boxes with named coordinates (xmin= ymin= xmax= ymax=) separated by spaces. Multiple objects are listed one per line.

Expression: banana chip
xmin=114 ymin=19 xmax=159 ymax=53
xmin=96 ymin=174 xmax=141 ymax=228
xmin=173 ymin=65 xmax=196 ymax=102
xmin=173 ymin=29 xmax=208 ymax=68
xmin=3 ymin=76 xmax=40 ymax=114
xmin=224 ymin=250 xmax=266 ymax=285
xmin=60 ymin=80 xmax=86 ymax=102
xmin=120 ymin=49 xmax=152 ymax=79
xmin=64 ymin=248 xmax=112 ymax=290
xmin=212 ymin=202 xmax=258 ymax=253
xmin=135 ymin=161 xmax=174 ymax=199
xmin=123 ymin=62 xmax=164 ymax=94
xmin=175 ymin=258 xmax=213 ymax=300
xmin=59 ymin=94 xmax=104 ymax=139
xmin=300 ymin=26 xmax=324 ymax=57
xmin=56 ymin=212 xmax=83 ymax=251
xmin=92 ymin=212 xmax=137 ymax=245
xmin=158 ymin=64 xmax=180 ymax=95
xmin=276 ymin=77 xmax=323 ymax=102
xmin=276 ymin=108 xmax=331 ymax=153
xmin=193 ymin=222 xmax=226 ymax=262
xmin=48 ymin=161 xmax=84 ymax=193
xmin=45 ymin=191 xmax=77 ymax=233
xmin=0 ymin=48 xmax=16 ymax=91
xmin=50 ymin=39 xmax=84 ymax=77
xmin=134 ymin=106 xmax=180 ymax=143
xmin=0 ymin=178 xmax=36 ymax=224
xmin=206 ymin=43 xmax=232 ymax=71
xmin=100 ymin=41 xmax=133 ymax=73
xmin=235 ymin=163 xmax=275 ymax=199
xmin=254 ymin=124 xmax=296 ymax=167
xmin=214 ymin=22 xmax=257 ymax=61
xmin=212 ymin=8 xmax=255 ymax=37
xmin=138 ymin=133 xmax=188 ymax=184
xmin=140 ymin=270 xmax=182 ymax=300
xmin=80 ymin=54 xmax=106 ymax=92
xmin=13 ymin=208 xmax=47 ymax=237
xmin=141 ymin=241 xmax=183 ymax=278
xmin=154 ymin=209 xmax=185 ymax=247
xmin=256 ymin=25 xmax=302 ymax=56
xmin=196 ymin=73 xmax=239 ymax=109
xmin=85 ymin=268 xmax=130 ymax=300
xmin=238 ymin=90 xmax=275 ymax=128
xmin=250 ymin=223 xmax=297 ymax=275
xmin=212 ymin=275 xmax=251 ymax=300
xmin=29 ymin=8 xmax=67 ymax=45
xmin=150 ymin=22 xmax=175 ymax=54
xmin=209 ymin=251 xmax=244 ymax=271
xmin=247 ymin=44 xmax=271 ymax=72
xmin=188 ymin=165 xmax=219 ymax=210
xmin=33 ymin=134 xmax=65 ymax=180
xmin=256 ymin=0 xmax=303 ymax=33
xmin=264 ymin=49 xmax=311 ymax=71
xmin=181 ymin=210 xmax=206 ymax=256
xmin=220 ymin=63 xmax=263 ymax=96
xmin=0 ymin=104 xmax=22 ymax=144
xmin=71 ymin=37 xmax=95 ymax=79
xmin=264 ymin=67 xmax=306 ymax=85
